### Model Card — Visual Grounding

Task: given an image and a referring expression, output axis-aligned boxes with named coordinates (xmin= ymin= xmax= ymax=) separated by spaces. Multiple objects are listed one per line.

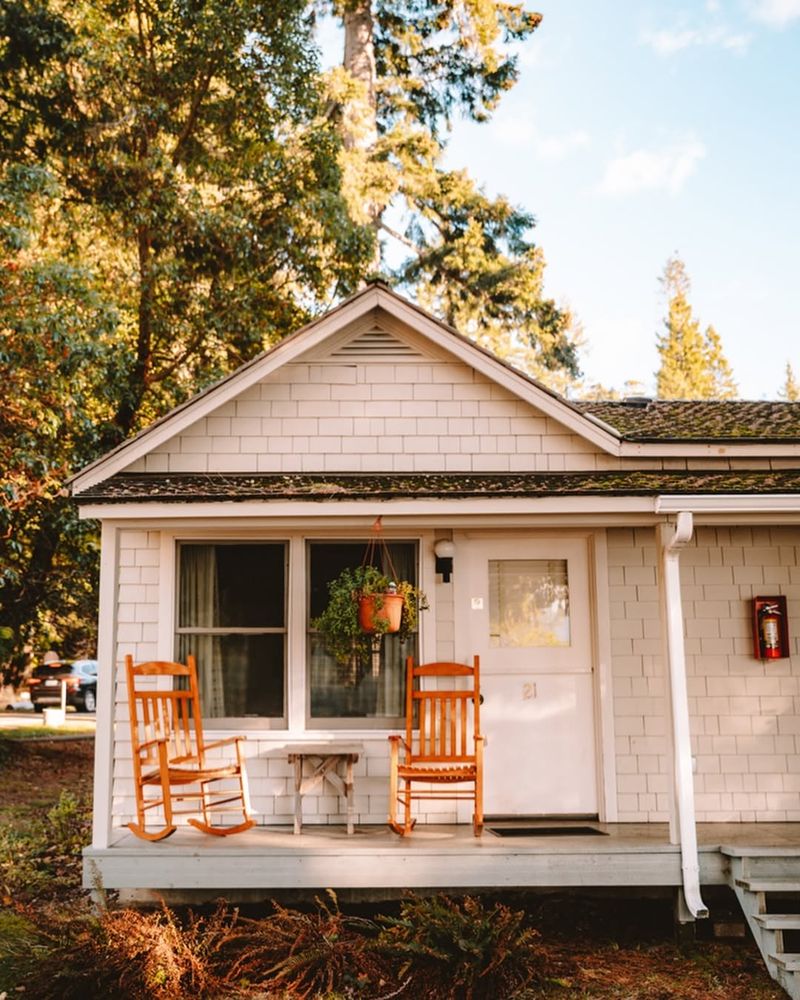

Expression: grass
xmin=0 ymin=724 xmax=95 ymax=739
xmin=0 ymin=733 xmax=787 ymax=999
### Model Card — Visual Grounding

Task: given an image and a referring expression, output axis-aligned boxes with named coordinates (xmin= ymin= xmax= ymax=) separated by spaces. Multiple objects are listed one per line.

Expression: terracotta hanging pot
xmin=358 ymin=593 xmax=404 ymax=634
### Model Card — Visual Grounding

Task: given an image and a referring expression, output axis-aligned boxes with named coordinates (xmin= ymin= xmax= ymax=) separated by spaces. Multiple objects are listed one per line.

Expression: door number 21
xmin=522 ymin=682 xmax=537 ymax=700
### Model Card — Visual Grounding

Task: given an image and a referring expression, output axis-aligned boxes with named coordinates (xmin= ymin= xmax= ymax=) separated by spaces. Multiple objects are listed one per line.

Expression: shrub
xmin=222 ymin=890 xmax=391 ymax=998
xmin=20 ymin=902 xmax=244 ymax=1000
xmin=378 ymin=894 xmax=542 ymax=999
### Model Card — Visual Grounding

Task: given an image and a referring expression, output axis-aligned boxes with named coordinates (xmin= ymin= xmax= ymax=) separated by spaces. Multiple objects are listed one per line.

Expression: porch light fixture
xmin=434 ymin=539 xmax=455 ymax=583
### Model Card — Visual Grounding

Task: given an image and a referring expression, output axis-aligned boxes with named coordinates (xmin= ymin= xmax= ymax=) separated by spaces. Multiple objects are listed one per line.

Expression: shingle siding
xmin=609 ymin=525 xmax=800 ymax=822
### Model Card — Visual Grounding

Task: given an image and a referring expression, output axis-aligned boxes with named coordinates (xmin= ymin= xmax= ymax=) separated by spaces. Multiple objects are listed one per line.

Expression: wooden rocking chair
xmin=388 ymin=656 xmax=484 ymax=837
xmin=125 ymin=654 xmax=255 ymax=841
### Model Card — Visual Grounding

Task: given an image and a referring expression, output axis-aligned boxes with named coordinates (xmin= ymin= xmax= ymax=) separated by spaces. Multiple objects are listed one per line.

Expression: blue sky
xmin=441 ymin=0 xmax=800 ymax=398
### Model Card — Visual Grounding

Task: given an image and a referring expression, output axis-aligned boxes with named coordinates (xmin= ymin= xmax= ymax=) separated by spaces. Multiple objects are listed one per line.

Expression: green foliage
xmin=0 ymin=163 xmax=115 ymax=683
xmin=0 ymin=789 xmax=91 ymax=901
xmin=655 ymin=256 xmax=738 ymax=400
xmin=378 ymin=893 xmax=542 ymax=999
xmin=1 ymin=0 xmax=374 ymax=438
xmin=312 ymin=563 xmax=428 ymax=668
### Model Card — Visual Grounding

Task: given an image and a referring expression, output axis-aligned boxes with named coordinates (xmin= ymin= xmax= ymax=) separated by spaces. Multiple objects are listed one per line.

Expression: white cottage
xmin=71 ymin=282 xmax=800 ymax=989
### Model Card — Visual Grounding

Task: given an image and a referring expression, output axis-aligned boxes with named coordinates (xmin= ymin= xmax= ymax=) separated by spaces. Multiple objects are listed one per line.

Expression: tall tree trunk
xmin=114 ymin=224 xmax=154 ymax=436
xmin=342 ymin=0 xmax=381 ymax=272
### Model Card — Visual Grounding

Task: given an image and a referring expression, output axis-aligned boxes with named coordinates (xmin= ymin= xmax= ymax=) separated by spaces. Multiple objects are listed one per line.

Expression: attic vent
xmin=622 ymin=396 xmax=653 ymax=408
xmin=330 ymin=328 xmax=423 ymax=358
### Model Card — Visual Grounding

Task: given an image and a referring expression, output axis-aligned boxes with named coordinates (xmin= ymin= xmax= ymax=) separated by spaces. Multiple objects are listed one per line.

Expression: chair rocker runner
xmin=388 ymin=656 xmax=484 ymax=837
xmin=125 ymin=654 xmax=254 ymax=841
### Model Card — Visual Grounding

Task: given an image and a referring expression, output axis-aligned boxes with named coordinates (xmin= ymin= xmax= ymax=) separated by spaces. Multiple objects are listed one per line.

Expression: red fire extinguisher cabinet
xmin=752 ymin=595 xmax=790 ymax=660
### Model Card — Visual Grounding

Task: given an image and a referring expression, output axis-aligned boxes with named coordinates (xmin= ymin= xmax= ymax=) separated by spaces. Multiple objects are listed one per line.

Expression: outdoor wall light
xmin=434 ymin=539 xmax=455 ymax=583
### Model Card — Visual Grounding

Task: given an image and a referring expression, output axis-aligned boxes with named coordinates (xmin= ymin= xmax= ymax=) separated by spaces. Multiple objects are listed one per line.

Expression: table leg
xmin=293 ymin=755 xmax=303 ymax=835
xmin=345 ymin=755 xmax=355 ymax=835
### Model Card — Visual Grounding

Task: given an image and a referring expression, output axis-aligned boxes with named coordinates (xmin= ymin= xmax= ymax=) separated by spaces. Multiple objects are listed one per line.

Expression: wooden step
xmin=755 ymin=914 xmax=800 ymax=930
xmin=736 ymin=876 xmax=800 ymax=893
xmin=770 ymin=953 xmax=800 ymax=972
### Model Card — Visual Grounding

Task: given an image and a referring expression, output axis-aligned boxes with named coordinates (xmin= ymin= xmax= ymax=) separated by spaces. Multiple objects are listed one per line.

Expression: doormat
xmin=488 ymin=826 xmax=608 ymax=837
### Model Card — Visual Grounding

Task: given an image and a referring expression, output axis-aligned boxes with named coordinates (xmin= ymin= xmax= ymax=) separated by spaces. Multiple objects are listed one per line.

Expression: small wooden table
xmin=286 ymin=743 xmax=363 ymax=835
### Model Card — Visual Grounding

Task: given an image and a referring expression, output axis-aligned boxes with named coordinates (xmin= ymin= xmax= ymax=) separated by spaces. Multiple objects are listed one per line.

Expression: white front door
xmin=455 ymin=534 xmax=598 ymax=818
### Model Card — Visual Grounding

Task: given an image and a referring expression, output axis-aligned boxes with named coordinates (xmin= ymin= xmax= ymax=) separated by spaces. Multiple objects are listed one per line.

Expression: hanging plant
xmin=311 ymin=563 xmax=428 ymax=672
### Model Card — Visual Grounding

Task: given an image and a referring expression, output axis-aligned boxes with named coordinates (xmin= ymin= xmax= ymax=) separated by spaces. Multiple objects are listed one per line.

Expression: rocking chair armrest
xmin=136 ymin=736 xmax=168 ymax=753
xmin=388 ymin=734 xmax=410 ymax=753
xmin=202 ymin=735 xmax=247 ymax=751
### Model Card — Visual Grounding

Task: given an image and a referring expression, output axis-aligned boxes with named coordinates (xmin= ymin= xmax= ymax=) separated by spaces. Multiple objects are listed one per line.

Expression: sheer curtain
xmin=179 ymin=546 xmax=226 ymax=717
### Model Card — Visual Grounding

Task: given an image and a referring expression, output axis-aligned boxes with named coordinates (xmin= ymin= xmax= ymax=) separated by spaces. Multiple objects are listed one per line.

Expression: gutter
xmin=660 ymin=512 xmax=709 ymax=920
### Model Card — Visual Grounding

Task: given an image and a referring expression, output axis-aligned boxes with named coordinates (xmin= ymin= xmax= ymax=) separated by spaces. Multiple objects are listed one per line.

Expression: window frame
xmin=174 ymin=538 xmax=289 ymax=729
xmin=305 ymin=537 xmax=422 ymax=731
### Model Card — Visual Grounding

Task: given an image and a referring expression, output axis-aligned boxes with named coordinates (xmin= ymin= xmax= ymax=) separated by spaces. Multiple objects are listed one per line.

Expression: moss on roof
xmin=73 ymin=470 xmax=800 ymax=504
xmin=576 ymin=400 xmax=800 ymax=441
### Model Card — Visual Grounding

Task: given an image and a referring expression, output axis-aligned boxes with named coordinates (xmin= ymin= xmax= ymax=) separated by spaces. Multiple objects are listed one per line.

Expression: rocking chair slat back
xmin=388 ymin=656 xmax=484 ymax=837
xmin=125 ymin=654 xmax=254 ymax=841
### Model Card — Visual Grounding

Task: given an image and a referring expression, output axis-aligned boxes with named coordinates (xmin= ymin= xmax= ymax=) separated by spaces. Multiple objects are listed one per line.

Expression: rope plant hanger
xmin=360 ymin=518 xmax=403 ymax=677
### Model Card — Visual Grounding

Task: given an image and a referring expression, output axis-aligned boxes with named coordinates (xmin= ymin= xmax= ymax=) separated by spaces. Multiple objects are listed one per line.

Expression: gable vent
xmin=329 ymin=327 xmax=423 ymax=358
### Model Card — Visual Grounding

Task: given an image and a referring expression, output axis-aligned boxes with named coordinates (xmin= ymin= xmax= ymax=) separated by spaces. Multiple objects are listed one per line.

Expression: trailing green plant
xmin=377 ymin=894 xmax=542 ymax=999
xmin=312 ymin=564 xmax=428 ymax=669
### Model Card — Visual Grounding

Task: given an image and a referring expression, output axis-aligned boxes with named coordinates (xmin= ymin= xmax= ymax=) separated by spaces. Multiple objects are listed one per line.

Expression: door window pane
xmin=177 ymin=543 xmax=286 ymax=719
xmin=489 ymin=559 xmax=570 ymax=648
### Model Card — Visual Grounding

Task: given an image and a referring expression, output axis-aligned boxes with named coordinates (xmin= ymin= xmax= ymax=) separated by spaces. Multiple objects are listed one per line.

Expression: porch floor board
xmin=83 ymin=822 xmax=800 ymax=897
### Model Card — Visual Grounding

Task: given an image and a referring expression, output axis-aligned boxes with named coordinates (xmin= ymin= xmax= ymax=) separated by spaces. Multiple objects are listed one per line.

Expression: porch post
xmin=658 ymin=512 xmax=708 ymax=920
xmin=92 ymin=520 xmax=119 ymax=850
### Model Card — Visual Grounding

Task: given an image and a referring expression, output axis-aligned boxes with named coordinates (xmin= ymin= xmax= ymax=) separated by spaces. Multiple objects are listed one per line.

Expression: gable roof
xmin=69 ymin=282 xmax=622 ymax=493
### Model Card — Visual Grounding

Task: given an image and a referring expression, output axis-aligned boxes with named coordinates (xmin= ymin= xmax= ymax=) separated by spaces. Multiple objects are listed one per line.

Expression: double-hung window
xmin=176 ymin=542 xmax=287 ymax=722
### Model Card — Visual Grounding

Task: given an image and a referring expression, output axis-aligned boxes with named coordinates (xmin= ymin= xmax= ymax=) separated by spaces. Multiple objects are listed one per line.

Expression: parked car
xmin=27 ymin=659 xmax=98 ymax=713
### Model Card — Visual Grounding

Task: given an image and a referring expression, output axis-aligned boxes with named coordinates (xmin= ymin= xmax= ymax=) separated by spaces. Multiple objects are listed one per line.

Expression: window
xmin=307 ymin=540 xmax=419 ymax=725
xmin=488 ymin=559 xmax=570 ymax=648
xmin=176 ymin=543 xmax=287 ymax=720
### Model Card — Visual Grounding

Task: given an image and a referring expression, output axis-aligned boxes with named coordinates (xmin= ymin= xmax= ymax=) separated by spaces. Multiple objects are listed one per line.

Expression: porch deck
xmin=83 ymin=822 xmax=800 ymax=899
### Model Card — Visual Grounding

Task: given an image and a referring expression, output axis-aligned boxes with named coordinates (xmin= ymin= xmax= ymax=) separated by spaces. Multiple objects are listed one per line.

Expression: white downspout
xmin=659 ymin=512 xmax=709 ymax=920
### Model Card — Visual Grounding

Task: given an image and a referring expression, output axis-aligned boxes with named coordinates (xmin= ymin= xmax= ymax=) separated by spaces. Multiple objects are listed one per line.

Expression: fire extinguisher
xmin=759 ymin=603 xmax=782 ymax=659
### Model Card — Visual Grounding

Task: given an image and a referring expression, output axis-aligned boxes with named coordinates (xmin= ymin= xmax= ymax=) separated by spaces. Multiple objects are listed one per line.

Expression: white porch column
xmin=658 ymin=512 xmax=708 ymax=920
xmin=91 ymin=520 xmax=119 ymax=850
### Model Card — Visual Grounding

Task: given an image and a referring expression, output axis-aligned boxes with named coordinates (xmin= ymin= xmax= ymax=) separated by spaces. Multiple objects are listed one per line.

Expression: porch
xmin=83 ymin=821 xmax=800 ymax=898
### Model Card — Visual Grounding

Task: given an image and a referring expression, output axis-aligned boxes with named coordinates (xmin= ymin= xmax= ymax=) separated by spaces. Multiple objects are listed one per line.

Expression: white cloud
xmin=748 ymin=0 xmax=800 ymax=26
xmin=640 ymin=24 xmax=751 ymax=54
xmin=597 ymin=140 xmax=707 ymax=197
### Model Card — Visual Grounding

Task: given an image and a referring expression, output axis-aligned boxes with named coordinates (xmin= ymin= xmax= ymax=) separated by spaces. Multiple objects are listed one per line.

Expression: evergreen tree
xmin=655 ymin=256 xmax=737 ymax=400
xmin=781 ymin=362 xmax=800 ymax=401
xmin=328 ymin=0 xmax=579 ymax=378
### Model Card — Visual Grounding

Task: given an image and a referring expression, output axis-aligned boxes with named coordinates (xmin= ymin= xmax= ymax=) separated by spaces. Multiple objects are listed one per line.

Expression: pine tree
xmin=781 ymin=362 xmax=800 ymax=401
xmin=329 ymin=0 xmax=580 ymax=378
xmin=655 ymin=257 xmax=737 ymax=400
